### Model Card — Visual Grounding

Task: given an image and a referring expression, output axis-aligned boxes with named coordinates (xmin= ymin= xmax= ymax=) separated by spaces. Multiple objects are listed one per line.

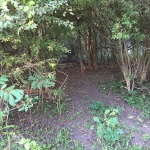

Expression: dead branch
xmin=56 ymin=69 xmax=68 ymax=90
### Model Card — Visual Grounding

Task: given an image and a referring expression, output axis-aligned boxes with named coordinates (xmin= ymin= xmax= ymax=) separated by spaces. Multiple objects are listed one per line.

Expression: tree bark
xmin=86 ymin=26 xmax=94 ymax=70
xmin=86 ymin=26 xmax=98 ymax=69
xmin=77 ymin=21 xmax=85 ymax=73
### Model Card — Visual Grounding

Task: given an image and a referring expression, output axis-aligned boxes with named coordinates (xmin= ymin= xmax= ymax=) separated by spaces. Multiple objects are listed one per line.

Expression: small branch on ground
xmin=56 ymin=69 xmax=68 ymax=90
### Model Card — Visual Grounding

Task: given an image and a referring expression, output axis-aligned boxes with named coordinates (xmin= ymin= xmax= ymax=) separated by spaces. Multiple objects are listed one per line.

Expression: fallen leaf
xmin=137 ymin=117 xmax=143 ymax=122
xmin=128 ymin=115 xmax=134 ymax=119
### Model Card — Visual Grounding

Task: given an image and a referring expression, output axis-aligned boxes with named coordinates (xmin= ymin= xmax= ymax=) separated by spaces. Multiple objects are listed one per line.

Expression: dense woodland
xmin=0 ymin=0 xmax=150 ymax=150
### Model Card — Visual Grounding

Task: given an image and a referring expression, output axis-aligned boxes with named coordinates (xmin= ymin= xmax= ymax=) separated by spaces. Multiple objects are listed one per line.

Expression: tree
xmin=0 ymin=0 xmax=72 ymax=130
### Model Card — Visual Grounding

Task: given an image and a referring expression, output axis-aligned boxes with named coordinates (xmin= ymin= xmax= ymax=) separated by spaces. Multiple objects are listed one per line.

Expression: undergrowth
xmin=0 ymin=128 xmax=85 ymax=150
xmin=89 ymin=100 xmax=150 ymax=150
xmin=98 ymin=80 xmax=150 ymax=119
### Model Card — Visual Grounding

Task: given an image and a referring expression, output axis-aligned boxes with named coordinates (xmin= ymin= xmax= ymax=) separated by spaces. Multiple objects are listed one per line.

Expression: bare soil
xmin=10 ymin=65 xmax=150 ymax=149
xmin=63 ymin=66 xmax=150 ymax=149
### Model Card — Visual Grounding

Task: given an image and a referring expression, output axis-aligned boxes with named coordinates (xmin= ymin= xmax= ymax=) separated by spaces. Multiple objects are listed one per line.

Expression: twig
xmin=56 ymin=69 xmax=68 ymax=90
xmin=2 ymin=101 xmax=11 ymax=150
xmin=97 ymin=86 xmax=100 ymax=91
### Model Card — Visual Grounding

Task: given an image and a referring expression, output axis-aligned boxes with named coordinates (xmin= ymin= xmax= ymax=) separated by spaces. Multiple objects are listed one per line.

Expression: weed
xmin=89 ymin=100 xmax=106 ymax=115
xmin=0 ymin=127 xmax=85 ymax=150
xmin=51 ymin=100 xmax=68 ymax=117
xmin=98 ymin=84 xmax=107 ymax=94
xmin=90 ymin=104 xmax=150 ymax=150
xmin=142 ymin=133 xmax=150 ymax=142
xmin=82 ymin=119 xmax=90 ymax=128
xmin=122 ymin=91 xmax=150 ymax=119
xmin=108 ymin=81 xmax=150 ymax=119
xmin=53 ymin=89 xmax=68 ymax=116
xmin=71 ymin=141 xmax=85 ymax=150
xmin=93 ymin=108 xmax=124 ymax=146
xmin=47 ymin=128 xmax=85 ymax=150
xmin=43 ymin=103 xmax=52 ymax=112
xmin=135 ymin=122 xmax=141 ymax=126
xmin=0 ymin=131 xmax=52 ymax=150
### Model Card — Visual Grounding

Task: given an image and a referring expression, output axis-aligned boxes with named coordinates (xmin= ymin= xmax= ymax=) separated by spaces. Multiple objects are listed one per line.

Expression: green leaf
xmin=128 ymin=115 xmax=134 ymax=119
xmin=114 ymin=109 xmax=119 ymax=114
xmin=10 ymin=89 xmax=24 ymax=97
xmin=93 ymin=117 xmax=100 ymax=123
xmin=97 ymin=123 xmax=104 ymax=138
xmin=27 ymin=20 xmax=34 ymax=26
xmin=105 ymin=109 xmax=110 ymax=115
xmin=0 ymin=0 xmax=2 ymax=7
xmin=8 ymin=94 xmax=15 ymax=106
xmin=1 ymin=84 xmax=7 ymax=90
xmin=3 ymin=91 xmax=9 ymax=101
xmin=22 ymin=0 xmax=26 ymax=4
xmin=30 ymin=23 xmax=37 ymax=29
xmin=0 ymin=75 xmax=8 ymax=82
xmin=2 ymin=125 xmax=15 ymax=130
xmin=18 ymin=107 xmax=25 ymax=111
xmin=24 ymin=6 xmax=29 ymax=12
xmin=10 ymin=89 xmax=24 ymax=103
xmin=28 ymin=12 xmax=33 ymax=19
xmin=0 ymin=90 xmax=4 ymax=97
xmin=0 ymin=81 xmax=5 ymax=84
xmin=6 ymin=85 xmax=15 ymax=91
xmin=117 ymin=129 xmax=124 ymax=135
xmin=19 ymin=138 xmax=26 ymax=145
xmin=0 ymin=76 xmax=8 ymax=84
xmin=90 ymin=125 xmax=95 ymax=130
xmin=137 ymin=117 xmax=143 ymax=122
xmin=28 ymin=1 xmax=35 ymax=6
xmin=29 ymin=76 xmax=36 ymax=81
xmin=25 ymin=106 xmax=28 ymax=112
xmin=24 ymin=142 xmax=30 ymax=150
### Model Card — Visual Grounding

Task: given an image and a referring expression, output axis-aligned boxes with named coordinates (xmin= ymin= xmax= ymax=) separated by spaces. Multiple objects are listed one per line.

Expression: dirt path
xmin=9 ymin=66 xmax=150 ymax=150
xmin=61 ymin=66 xmax=150 ymax=149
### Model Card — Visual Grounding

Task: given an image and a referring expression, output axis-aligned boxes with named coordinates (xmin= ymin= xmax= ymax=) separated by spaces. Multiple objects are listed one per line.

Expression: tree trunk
xmin=92 ymin=30 xmax=99 ymax=69
xmin=86 ymin=26 xmax=99 ymax=70
xmin=86 ymin=26 xmax=94 ymax=70
xmin=125 ymin=76 xmax=131 ymax=92
xmin=77 ymin=22 xmax=85 ymax=73
xmin=138 ymin=47 xmax=150 ymax=82
xmin=78 ymin=36 xmax=85 ymax=73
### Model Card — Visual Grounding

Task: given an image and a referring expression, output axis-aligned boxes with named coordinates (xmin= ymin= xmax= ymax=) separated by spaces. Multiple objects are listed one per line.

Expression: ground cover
xmin=0 ymin=66 xmax=150 ymax=150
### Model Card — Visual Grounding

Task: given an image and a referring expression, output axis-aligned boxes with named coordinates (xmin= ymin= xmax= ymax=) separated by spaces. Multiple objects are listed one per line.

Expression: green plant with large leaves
xmin=0 ymin=76 xmax=24 ymax=107
xmin=29 ymin=73 xmax=55 ymax=90
xmin=93 ymin=108 xmax=124 ymax=147
xmin=0 ymin=75 xmax=24 ymax=128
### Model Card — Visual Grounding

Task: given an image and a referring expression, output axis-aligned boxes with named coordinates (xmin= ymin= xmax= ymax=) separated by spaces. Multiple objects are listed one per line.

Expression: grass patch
xmin=89 ymin=100 xmax=150 ymax=150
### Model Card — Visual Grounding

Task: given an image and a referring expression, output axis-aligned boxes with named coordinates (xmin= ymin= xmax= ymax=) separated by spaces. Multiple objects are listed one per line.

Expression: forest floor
xmin=3 ymin=65 xmax=150 ymax=150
